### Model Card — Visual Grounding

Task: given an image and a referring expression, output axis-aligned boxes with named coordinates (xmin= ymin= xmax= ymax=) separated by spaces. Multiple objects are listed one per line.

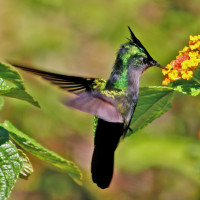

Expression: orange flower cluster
xmin=162 ymin=35 xmax=200 ymax=85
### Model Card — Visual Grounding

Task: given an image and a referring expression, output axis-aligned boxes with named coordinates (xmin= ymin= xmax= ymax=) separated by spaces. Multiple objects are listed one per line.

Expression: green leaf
xmin=0 ymin=127 xmax=22 ymax=200
xmin=117 ymin=134 xmax=200 ymax=185
xmin=169 ymin=79 xmax=200 ymax=96
xmin=167 ymin=66 xmax=200 ymax=96
xmin=0 ymin=87 xmax=40 ymax=107
xmin=0 ymin=62 xmax=24 ymax=89
xmin=171 ymin=84 xmax=200 ymax=96
xmin=128 ymin=87 xmax=174 ymax=137
xmin=18 ymin=149 xmax=34 ymax=179
xmin=2 ymin=121 xmax=82 ymax=185
xmin=0 ymin=62 xmax=40 ymax=107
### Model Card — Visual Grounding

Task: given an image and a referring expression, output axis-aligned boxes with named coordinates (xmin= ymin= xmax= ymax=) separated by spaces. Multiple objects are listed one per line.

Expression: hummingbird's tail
xmin=91 ymin=119 xmax=124 ymax=189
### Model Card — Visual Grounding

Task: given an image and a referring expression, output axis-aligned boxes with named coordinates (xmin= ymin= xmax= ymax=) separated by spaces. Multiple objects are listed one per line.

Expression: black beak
xmin=150 ymin=60 xmax=165 ymax=69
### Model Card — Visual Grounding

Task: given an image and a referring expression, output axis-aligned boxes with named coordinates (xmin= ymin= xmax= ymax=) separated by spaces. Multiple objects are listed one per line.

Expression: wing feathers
xmin=67 ymin=92 xmax=123 ymax=123
xmin=10 ymin=62 xmax=123 ymax=122
xmin=9 ymin=63 xmax=96 ymax=93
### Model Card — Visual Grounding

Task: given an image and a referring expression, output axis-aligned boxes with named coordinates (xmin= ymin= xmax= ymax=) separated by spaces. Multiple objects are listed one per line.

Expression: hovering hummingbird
xmin=10 ymin=27 xmax=163 ymax=189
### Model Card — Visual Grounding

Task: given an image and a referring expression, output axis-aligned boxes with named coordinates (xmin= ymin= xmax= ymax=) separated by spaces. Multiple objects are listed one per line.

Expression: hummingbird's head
xmin=117 ymin=27 xmax=164 ymax=71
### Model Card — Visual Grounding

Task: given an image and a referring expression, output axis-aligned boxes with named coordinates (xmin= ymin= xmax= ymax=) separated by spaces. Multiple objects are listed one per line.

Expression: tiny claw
xmin=128 ymin=127 xmax=133 ymax=132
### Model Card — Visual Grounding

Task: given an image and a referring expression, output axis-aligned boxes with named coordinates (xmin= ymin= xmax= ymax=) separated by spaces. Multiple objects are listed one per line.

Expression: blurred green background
xmin=1 ymin=0 xmax=200 ymax=199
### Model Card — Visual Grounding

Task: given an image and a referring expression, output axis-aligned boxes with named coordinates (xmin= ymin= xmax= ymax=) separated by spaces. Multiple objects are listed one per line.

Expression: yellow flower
xmin=162 ymin=64 xmax=172 ymax=75
xmin=181 ymin=60 xmax=191 ymax=70
xmin=168 ymin=70 xmax=179 ymax=81
xmin=179 ymin=46 xmax=190 ymax=54
xmin=189 ymin=35 xmax=200 ymax=50
xmin=181 ymin=70 xmax=193 ymax=80
xmin=189 ymin=51 xmax=199 ymax=58
xmin=162 ymin=78 xmax=171 ymax=85
xmin=162 ymin=34 xmax=200 ymax=85
xmin=181 ymin=57 xmax=200 ymax=70
xmin=190 ymin=35 xmax=200 ymax=42
xmin=190 ymin=41 xmax=200 ymax=50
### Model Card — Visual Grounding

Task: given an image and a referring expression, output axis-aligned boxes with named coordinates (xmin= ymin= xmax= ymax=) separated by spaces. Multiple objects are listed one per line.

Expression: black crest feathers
xmin=128 ymin=26 xmax=154 ymax=61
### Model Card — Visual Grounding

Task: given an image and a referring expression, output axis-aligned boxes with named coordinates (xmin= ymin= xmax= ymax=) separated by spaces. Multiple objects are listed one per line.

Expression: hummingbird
xmin=9 ymin=27 xmax=163 ymax=189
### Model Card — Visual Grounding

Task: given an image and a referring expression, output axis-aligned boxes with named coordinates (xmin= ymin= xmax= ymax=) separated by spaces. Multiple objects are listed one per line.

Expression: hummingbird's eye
xmin=142 ymin=58 xmax=148 ymax=63
xmin=139 ymin=57 xmax=148 ymax=64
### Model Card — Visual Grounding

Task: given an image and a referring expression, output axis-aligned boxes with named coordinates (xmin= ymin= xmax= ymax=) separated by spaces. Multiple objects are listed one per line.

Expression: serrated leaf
xmin=2 ymin=121 xmax=82 ymax=185
xmin=0 ymin=79 xmax=10 ymax=91
xmin=167 ymin=66 xmax=200 ymax=96
xmin=18 ymin=149 xmax=33 ymax=179
xmin=127 ymin=87 xmax=174 ymax=137
xmin=0 ymin=62 xmax=40 ymax=107
xmin=0 ymin=62 xmax=24 ymax=89
xmin=171 ymin=84 xmax=200 ymax=96
xmin=0 ymin=87 xmax=40 ymax=107
xmin=0 ymin=127 xmax=22 ymax=200
xmin=169 ymin=78 xmax=200 ymax=96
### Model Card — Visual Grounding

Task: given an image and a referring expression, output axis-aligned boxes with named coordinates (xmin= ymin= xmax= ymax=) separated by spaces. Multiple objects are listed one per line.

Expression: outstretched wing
xmin=67 ymin=92 xmax=123 ymax=123
xmin=10 ymin=62 xmax=123 ymax=123
xmin=10 ymin=63 xmax=96 ymax=94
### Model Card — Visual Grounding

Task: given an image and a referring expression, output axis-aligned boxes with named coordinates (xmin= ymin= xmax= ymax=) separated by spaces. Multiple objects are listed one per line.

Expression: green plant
xmin=0 ymin=62 xmax=81 ymax=200
xmin=0 ymin=58 xmax=199 ymax=198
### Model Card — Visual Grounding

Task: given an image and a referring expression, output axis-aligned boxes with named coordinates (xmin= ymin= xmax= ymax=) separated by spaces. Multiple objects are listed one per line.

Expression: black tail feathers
xmin=91 ymin=146 xmax=114 ymax=189
xmin=91 ymin=119 xmax=124 ymax=189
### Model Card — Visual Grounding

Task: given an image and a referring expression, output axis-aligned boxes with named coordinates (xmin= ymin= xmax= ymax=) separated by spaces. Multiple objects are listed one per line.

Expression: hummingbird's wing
xmin=67 ymin=92 xmax=123 ymax=123
xmin=9 ymin=63 xmax=96 ymax=94
xmin=10 ymin=62 xmax=123 ymax=123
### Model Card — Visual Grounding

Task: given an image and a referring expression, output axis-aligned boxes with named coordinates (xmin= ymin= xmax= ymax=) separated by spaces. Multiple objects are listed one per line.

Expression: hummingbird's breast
xmin=122 ymin=68 xmax=143 ymax=121
xmin=104 ymin=67 xmax=143 ymax=126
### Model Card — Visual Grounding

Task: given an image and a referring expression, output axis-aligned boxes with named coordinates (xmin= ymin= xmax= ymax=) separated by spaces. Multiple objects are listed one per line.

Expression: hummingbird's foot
xmin=128 ymin=127 xmax=133 ymax=132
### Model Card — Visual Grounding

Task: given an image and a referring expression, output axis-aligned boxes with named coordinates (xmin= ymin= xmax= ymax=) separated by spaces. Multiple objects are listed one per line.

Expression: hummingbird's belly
xmin=116 ymin=95 xmax=137 ymax=124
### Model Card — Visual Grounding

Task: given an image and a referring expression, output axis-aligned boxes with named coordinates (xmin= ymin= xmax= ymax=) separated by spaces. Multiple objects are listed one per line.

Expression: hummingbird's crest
xmin=128 ymin=26 xmax=155 ymax=62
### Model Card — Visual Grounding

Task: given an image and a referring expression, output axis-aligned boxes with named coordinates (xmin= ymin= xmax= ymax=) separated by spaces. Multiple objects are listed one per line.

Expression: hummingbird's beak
xmin=150 ymin=60 xmax=165 ymax=69
xmin=156 ymin=64 xmax=165 ymax=69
